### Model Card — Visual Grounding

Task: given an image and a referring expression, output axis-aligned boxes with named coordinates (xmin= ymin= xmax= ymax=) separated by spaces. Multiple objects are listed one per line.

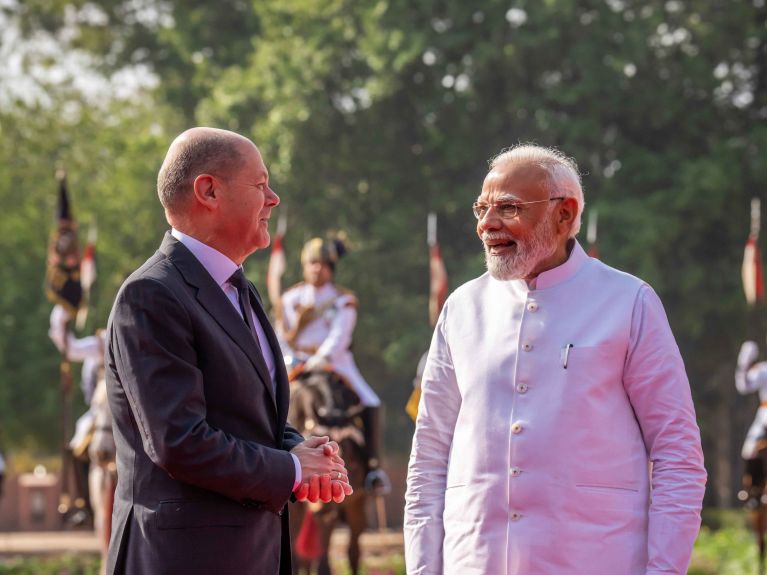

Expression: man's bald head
xmin=157 ymin=127 xmax=253 ymax=215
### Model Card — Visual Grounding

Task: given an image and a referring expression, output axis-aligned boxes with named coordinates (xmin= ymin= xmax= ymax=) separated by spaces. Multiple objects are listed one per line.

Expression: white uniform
xmin=280 ymin=282 xmax=380 ymax=407
xmin=736 ymin=359 xmax=767 ymax=459
xmin=49 ymin=304 xmax=103 ymax=403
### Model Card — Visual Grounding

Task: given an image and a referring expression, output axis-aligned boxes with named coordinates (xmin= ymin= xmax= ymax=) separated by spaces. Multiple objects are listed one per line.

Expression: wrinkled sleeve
xmin=316 ymin=297 xmax=356 ymax=363
xmin=623 ymin=285 xmax=706 ymax=574
xmin=404 ymin=302 xmax=461 ymax=575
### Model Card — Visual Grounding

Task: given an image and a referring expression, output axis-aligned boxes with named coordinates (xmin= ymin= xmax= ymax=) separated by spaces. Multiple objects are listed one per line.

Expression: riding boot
xmin=361 ymin=406 xmax=380 ymax=473
xmin=361 ymin=406 xmax=390 ymax=495
xmin=743 ymin=457 xmax=766 ymax=509
xmin=747 ymin=456 xmax=766 ymax=488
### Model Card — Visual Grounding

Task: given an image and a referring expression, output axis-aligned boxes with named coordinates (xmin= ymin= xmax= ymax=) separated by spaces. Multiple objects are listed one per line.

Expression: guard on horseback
xmin=279 ymin=236 xmax=386 ymax=491
xmin=737 ymin=340 xmax=767 ymax=507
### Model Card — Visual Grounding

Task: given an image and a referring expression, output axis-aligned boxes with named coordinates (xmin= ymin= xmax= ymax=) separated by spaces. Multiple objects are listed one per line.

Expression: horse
xmin=288 ymin=367 xmax=368 ymax=575
xmin=740 ymin=435 xmax=767 ymax=575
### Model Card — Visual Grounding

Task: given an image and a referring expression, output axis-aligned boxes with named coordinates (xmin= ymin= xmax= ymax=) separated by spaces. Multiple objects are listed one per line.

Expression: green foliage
xmin=689 ymin=525 xmax=758 ymax=575
xmin=0 ymin=94 xmax=172 ymax=450
xmin=3 ymin=1 xmax=767 ymax=486
xmin=0 ymin=554 xmax=98 ymax=575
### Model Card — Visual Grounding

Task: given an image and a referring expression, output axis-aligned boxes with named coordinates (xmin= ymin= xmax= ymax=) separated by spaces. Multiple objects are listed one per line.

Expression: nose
xmin=266 ymin=185 xmax=279 ymax=207
xmin=477 ymin=208 xmax=501 ymax=234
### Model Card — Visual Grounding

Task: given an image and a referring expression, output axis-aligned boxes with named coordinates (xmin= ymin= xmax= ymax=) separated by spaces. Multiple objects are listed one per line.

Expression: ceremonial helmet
xmin=300 ymin=235 xmax=347 ymax=271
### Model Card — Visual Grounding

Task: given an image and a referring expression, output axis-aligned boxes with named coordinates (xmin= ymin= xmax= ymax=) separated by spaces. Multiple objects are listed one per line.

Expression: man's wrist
xmin=290 ymin=453 xmax=302 ymax=491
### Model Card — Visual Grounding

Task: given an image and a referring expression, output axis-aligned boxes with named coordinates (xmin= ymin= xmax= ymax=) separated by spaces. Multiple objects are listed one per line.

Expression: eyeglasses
xmin=472 ymin=197 xmax=566 ymax=220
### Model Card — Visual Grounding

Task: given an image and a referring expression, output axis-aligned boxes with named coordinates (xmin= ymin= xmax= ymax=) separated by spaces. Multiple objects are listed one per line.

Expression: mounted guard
xmin=278 ymin=236 xmax=385 ymax=488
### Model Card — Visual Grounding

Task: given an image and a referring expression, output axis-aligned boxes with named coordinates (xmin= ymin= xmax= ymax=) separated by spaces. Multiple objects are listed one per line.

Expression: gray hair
xmin=489 ymin=144 xmax=584 ymax=237
xmin=157 ymin=128 xmax=247 ymax=213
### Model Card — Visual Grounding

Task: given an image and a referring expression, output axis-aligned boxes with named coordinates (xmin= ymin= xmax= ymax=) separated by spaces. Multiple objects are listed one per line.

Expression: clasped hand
xmin=290 ymin=436 xmax=353 ymax=504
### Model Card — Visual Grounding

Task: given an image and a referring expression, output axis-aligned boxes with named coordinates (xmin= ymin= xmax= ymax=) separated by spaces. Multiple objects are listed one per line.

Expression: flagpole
xmin=54 ymin=168 xmax=74 ymax=524
xmin=267 ymin=208 xmax=288 ymax=323
xmin=586 ymin=209 xmax=598 ymax=258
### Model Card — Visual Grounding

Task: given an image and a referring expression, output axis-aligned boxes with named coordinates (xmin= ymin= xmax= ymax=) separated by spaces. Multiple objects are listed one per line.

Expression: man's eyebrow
xmin=477 ymin=194 xmax=521 ymax=203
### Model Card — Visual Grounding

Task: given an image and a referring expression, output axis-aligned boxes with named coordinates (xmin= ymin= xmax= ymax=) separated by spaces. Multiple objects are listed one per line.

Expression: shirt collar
xmin=534 ymin=239 xmax=588 ymax=290
xmin=171 ymin=228 xmax=240 ymax=287
xmin=494 ymin=239 xmax=589 ymax=294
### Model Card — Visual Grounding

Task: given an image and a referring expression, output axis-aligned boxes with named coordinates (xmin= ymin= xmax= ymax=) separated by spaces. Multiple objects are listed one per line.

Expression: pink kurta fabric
xmin=404 ymin=242 xmax=706 ymax=575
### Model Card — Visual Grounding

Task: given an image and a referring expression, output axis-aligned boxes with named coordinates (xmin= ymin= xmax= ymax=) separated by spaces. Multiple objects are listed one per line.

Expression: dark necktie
xmin=228 ymin=268 xmax=263 ymax=354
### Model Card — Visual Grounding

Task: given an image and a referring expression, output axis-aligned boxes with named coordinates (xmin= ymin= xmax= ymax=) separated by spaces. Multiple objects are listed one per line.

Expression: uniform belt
xmin=295 ymin=345 xmax=318 ymax=355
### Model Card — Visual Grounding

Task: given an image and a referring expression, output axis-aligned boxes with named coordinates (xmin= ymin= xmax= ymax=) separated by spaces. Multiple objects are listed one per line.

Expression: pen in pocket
xmin=562 ymin=344 xmax=573 ymax=369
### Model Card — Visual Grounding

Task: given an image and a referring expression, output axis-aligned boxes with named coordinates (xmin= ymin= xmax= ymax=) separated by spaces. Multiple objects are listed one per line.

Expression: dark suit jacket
xmin=105 ymin=233 xmax=303 ymax=575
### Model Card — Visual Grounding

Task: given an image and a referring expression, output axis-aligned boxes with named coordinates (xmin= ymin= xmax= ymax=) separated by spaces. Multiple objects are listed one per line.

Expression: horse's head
xmin=289 ymin=369 xmax=363 ymax=436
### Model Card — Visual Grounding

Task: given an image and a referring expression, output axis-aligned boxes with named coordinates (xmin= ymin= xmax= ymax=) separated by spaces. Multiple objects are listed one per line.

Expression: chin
xmin=486 ymin=253 xmax=530 ymax=281
xmin=253 ymin=231 xmax=271 ymax=250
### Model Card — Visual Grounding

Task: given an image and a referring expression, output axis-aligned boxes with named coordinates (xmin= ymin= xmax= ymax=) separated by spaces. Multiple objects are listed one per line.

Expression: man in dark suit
xmin=105 ymin=127 xmax=352 ymax=575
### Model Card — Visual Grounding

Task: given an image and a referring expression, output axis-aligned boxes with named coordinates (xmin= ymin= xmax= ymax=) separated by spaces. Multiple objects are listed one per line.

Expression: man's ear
xmin=192 ymin=174 xmax=218 ymax=210
xmin=557 ymin=197 xmax=579 ymax=235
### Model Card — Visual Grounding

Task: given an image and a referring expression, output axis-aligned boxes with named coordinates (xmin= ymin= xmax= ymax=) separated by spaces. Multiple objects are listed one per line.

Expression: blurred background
xmin=1 ymin=0 xmax=766 ymax=573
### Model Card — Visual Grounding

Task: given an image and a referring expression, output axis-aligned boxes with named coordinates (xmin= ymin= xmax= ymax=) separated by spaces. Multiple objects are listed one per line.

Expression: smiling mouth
xmin=484 ymin=238 xmax=517 ymax=255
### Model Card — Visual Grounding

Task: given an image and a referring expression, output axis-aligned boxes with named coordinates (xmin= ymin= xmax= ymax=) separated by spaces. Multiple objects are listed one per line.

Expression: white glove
xmin=738 ymin=341 xmax=759 ymax=370
xmin=304 ymin=355 xmax=329 ymax=372
xmin=48 ymin=304 xmax=73 ymax=353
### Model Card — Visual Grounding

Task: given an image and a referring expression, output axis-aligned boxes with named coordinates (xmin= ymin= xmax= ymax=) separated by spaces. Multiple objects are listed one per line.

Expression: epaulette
xmin=335 ymin=285 xmax=358 ymax=308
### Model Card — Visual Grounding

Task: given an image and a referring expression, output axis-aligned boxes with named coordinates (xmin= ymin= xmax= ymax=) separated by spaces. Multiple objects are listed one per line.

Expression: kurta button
xmin=511 ymin=512 xmax=522 ymax=521
xmin=511 ymin=422 xmax=523 ymax=434
xmin=516 ymin=383 xmax=528 ymax=393
xmin=510 ymin=467 xmax=522 ymax=476
xmin=522 ymin=342 xmax=533 ymax=352
xmin=527 ymin=302 xmax=538 ymax=312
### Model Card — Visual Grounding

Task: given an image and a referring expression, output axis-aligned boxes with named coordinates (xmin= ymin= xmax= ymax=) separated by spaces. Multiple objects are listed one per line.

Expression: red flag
xmin=76 ymin=223 xmax=97 ymax=330
xmin=295 ymin=509 xmax=323 ymax=560
xmin=267 ymin=212 xmax=287 ymax=320
xmin=428 ymin=213 xmax=448 ymax=327
xmin=743 ymin=198 xmax=764 ymax=306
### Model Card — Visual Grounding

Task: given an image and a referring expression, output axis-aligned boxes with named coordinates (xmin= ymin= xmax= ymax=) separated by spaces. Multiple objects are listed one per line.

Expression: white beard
xmin=484 ymin=209 xmax=559 ymax=281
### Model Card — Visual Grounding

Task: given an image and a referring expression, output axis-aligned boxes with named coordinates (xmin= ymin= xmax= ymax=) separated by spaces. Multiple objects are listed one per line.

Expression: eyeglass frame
xmin=472 ymin=197 xmax=567 ymax=220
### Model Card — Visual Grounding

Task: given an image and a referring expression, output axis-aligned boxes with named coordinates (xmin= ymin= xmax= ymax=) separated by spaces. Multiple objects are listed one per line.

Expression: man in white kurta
xmin=404 ymin=145 xmax=706 ymax=575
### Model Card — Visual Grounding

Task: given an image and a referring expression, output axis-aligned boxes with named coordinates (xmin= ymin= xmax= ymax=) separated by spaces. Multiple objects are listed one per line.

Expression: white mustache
xmin=482 ymin=233 xmax=516 ymax=243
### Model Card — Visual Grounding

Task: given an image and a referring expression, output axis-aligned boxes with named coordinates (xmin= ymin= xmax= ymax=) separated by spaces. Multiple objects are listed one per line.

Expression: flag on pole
xmin=76 ymin=222 xmax=97 ymax=330
xmin=428 ymin=213 xmax=448 ymax=328
xmin=586 ymin=208 xmax=599 ymax=258
xmin=45 ymin=170 xmax=82 ymax=316
xmin=743 ymin=198 xmax=764 ymax=306
xmin=267 ymin=211 xmax=287 ymax=321
xmin=409 ymin=214 xmax=449 ymax=421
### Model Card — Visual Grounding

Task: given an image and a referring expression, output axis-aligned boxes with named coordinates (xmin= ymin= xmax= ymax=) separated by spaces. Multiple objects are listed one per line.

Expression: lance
xmin=267 ymin=209 xmax=287 ymax=323
xmin=586 ymin=208 xmax=599 ymax=259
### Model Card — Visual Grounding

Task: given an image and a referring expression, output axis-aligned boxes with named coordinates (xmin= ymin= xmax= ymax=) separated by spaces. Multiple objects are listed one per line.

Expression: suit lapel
xmin=159 ymin=233 xmax=277 ymax=414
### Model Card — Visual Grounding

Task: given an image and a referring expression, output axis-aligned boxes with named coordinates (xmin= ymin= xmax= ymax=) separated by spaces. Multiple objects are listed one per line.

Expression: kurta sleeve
xmin=404 ymin=302 xmax=462 ymax=575
xmin=623 ymin=285 xmax=706 ymax=574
